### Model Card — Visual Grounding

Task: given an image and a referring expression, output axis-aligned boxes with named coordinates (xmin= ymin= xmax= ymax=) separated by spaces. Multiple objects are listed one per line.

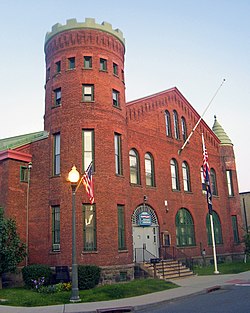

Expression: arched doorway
xmin=132 ymin=204 xmax=159 ymax=262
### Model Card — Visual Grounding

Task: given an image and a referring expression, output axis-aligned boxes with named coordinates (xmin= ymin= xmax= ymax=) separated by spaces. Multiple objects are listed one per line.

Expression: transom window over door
xmin=176 ymin=208 xmax=195 ymax=247
xmin=129 ymin=149 xmax=140 ymax=184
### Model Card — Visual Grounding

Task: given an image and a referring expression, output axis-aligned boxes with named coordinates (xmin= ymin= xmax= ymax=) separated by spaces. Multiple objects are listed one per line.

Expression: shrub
xmin=78 ymin=265 xmax=101 ymax=290
xmin=22 ymin=264 xmax=53 ymax=288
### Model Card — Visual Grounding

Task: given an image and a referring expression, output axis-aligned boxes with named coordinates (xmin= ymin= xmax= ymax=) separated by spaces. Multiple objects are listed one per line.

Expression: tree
xmin=0 ymin=208 xmax=26 ymax=289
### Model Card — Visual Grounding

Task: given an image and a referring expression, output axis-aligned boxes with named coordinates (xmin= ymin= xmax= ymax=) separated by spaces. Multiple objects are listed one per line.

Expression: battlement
xmin=45 ymin=18 xmax=125 ymax=47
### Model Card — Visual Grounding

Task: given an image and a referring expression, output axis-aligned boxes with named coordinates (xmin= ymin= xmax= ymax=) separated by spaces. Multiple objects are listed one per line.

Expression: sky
xmin=0 ymin=0 xmax=249 ymax=192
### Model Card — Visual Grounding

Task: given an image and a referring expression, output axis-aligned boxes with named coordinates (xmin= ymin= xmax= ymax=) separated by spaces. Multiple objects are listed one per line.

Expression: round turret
xmin=43 ymin=19 xmax=130 ymax=267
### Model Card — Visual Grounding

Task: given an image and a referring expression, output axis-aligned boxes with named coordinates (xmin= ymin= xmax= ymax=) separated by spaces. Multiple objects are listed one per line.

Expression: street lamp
xmin=68 ymin=165 xmax=81 ymax=302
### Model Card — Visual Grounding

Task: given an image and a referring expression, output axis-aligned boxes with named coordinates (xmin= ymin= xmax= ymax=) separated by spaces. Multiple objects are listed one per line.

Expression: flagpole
xmin=210 ymin=214 xmax=219 ymax=274
xmin=178 ymin=79 xmax=226 ymax=155
xmin=202 ymin=133 xmax=219 ymax=274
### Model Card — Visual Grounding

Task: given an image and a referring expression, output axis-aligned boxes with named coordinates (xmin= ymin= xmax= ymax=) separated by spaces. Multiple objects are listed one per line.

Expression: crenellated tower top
xmin=45 ymin=18 xmax=125 ymax=47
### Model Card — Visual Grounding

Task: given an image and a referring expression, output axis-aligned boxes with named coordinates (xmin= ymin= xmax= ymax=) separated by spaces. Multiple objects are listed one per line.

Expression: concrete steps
xmin=141 ymin=259 xmax=194 ymax=280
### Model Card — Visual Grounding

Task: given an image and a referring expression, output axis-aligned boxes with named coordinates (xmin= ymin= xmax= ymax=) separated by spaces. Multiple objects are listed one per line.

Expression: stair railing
xmin=134 ymin=247 xmax=158 ymax=263
xmin=161 ymin=245 xmax=193 ymax=270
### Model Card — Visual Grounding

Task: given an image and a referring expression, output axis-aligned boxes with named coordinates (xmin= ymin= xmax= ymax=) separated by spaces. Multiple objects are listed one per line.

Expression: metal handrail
xmin=161 ymin=245 xmax=194 ymax=270
xmin=134 ymin=247 xmax=157 ymax=263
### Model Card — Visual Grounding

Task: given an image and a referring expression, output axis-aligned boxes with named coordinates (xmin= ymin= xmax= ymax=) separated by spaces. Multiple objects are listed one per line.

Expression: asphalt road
xmin=136 ymin=285 xmax=250 ymax=313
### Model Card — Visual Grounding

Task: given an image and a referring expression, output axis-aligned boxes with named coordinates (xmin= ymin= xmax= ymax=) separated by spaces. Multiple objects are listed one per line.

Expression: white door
xmin=133 ymin=226 xmax=159 ymax=262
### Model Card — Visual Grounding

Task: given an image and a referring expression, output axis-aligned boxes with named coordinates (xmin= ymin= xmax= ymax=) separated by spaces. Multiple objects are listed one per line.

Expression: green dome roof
xmin=212 ymin=116 xmax=233 ymax=146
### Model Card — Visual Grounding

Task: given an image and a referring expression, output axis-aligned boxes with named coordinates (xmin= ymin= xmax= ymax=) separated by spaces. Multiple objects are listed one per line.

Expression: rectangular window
xmin=83 ymin=204 xmax=96 ymax=251
xmin=20 ymin=166 xmax=28 ymax=182
xmin=53 ymin=133 xmax=60 ymax=175
xmin=226 ymin=170 xmax=234 ymax=196
xmin=54 ymin=88 xmax=61 ymax=106
xmin=55 ymin=61 xmax=61 ymax=73
xmin=113 ymin=62 xmax=118 ymax=76
xmin=232 ymin=215 xmax=240 ymax=243
xmin=112 ymin=89 xmax=120 ymax=107
xmin=82 ymin=84 xmax=94 ymax=102
xmin=114 ymin=133 xmax=122 ymax=175
xmin=68 ymin=57 xmax=75 ymax=69
xmin=84 ymin=56 xmax=92 ymax=69
xmin=100 ymin=58 xmax=107 ymax=71
xmin=118 ymin=205 xmax=126 ymax=250
xmin=52 ymin=206 xmax=60 ymax=251
xmin=82 ymin=129 xmax=94 ymax=171
xmin=121 ymin=69 xmax=125 ymax=82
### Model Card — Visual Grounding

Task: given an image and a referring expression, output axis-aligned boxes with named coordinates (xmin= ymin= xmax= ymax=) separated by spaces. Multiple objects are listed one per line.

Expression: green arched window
xmin=206 ymin=211 xmax=223 ymax=245
xmin=176 ymin=208 xmax=195 ymax=247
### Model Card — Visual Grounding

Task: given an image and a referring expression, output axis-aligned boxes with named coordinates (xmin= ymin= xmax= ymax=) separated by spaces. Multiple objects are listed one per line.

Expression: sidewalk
xmin=1 ymin=270 xmax=250 ymax=313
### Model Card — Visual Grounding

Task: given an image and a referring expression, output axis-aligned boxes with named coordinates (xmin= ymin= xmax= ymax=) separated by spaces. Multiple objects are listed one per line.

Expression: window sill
xmin=82 ymin=67 xmax=93 ymax=70
xmin=81 ymin=250 xmax=98 ymax=254
xmin=184 ymin=191 xmax=193 ymax=194
xmin=99 ymin=69 xmax=108 ymax=73
xmin=49 ymin=250 xmax=61 ymax=255
xmin=51 ymin=104 xmax=62 ymax=109
xmin=50 ymin=174 xmax=61 ymax=179
xmin=66 ymin=68 xmax=76 ymax=72
xmin=53 ymin=72 xmax=61 ymax=78
xmin=171 ymin=189 xmax=181 ymax=192
xmin=130 ymin=183 xmax=142 ymax=187
xmin=113 ymin=74 xmax=119 ymax=78
xmin=115 ymin=174 xmax=124 ymax=178
xmin=81 ymin=101 xmax=95 ymax=104
xmin=118 ymin=249 xmax=128 ymax=253
xmin=176 ymin=245 xmax=197 ymax=248
xmin=113 ymin=105 xmax=122 ymax=110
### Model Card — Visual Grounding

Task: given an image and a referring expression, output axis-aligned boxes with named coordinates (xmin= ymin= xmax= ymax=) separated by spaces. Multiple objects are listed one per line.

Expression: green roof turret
xmin=212 ymin=115 xmax=233 ymax=146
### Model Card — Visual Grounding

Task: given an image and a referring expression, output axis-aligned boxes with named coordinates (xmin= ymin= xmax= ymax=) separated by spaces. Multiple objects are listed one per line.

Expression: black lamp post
xmin=68 ymin=165 xmax=81 ymax=302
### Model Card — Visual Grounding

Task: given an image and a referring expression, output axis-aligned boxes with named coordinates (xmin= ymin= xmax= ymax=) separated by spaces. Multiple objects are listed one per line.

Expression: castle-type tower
xmin=27 ymin=19 xmax=132 ymax=271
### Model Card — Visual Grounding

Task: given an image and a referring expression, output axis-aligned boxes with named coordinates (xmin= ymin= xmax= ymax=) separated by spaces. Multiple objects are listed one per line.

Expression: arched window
xmin=182 ymin=161 xmax=191 ymax=192
xmin=129 ymin=149 xmax=140 ymax=184
xmin=145 ymin=152 xmax=155 ymax=187
xmin=171 ymin=159 xmax=180 ymax=190
xmin=206 ymin=211 xmax=223 ymax=245
xmin=173 ymin=110 xmax=180 ymax=139
xmin=176 ymin=208 xmax=195 ymax=247
xmin=181 ymin=117 xmax=187 ymax=141
xmin=210 ymin=168 xmax=218 ymax=196
xmin=165 ymin=110 xmax=172 ymax=137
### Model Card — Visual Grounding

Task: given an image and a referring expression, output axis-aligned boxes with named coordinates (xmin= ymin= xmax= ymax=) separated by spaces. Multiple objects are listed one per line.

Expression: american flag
xmin=82 ymin=162 xmax=94 ymax=204
xmin=202 ymin=134 xmax=213 ymax=215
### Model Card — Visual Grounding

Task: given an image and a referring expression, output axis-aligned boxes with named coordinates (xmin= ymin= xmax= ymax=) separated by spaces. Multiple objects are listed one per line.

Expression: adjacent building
xmin=0 ymin=18 xmax=244 ymax=278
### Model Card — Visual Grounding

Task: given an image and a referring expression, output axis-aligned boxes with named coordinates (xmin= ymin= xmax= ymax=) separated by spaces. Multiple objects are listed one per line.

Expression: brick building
xmin=0 ymin=18 xmax=244 ymax=277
